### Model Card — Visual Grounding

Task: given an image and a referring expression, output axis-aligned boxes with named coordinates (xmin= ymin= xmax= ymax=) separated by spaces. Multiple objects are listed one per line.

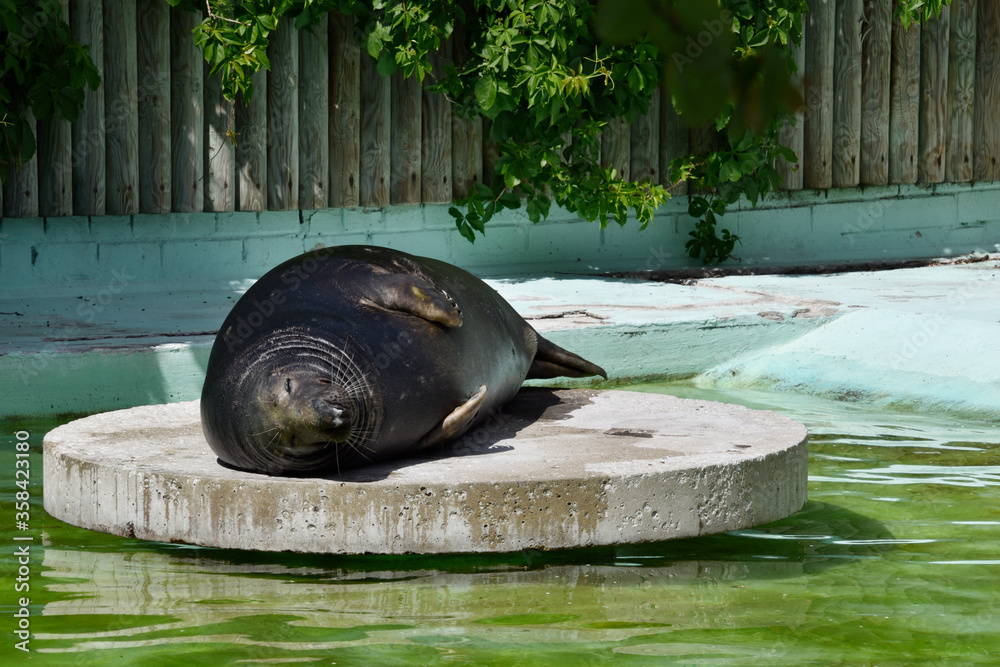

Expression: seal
xmin=201 ymin=245 xmax=606 ymax=476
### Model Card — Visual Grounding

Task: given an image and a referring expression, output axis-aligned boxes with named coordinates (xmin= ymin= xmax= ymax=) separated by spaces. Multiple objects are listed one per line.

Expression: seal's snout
xmin=313 ymin=393 xmax=355 ymax=428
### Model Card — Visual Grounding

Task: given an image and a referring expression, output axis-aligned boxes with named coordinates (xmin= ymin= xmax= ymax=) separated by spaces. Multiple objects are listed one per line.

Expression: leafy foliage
xmin=0 ymin=0 xmax=100 ymax=171
xmin=1 ymin=0 xmax=952 ymax=264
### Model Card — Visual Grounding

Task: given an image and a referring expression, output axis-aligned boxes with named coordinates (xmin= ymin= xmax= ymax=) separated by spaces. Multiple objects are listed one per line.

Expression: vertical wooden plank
xmin=422 ymin=50 xmax=453 ymax=203
xmin=3 ymin=112 xmax=39 ymax=217
xmin=482 ymin=120 xmax=499 ymax=189
xmin=170 ymin=6 xmax=203 ymax=212
xmin=973 ymin=0 xmax=1000 ymax=181
xmin=832 ymin=0 xmax=862 ymax=187
xmin=71 ymin=0 xmax=105 ymax=215
xmin=630 ymin=93 xmax=660 ymax=183
xmin=777 ymin=27 xmax=805 ymax=190
xmin=359 ymin=55 xmax=390 ymax=207
xmin=267 ymin=18 xmax=298 ymax=210
xmin=803 ymin=0 xmax=835 ymax=189
xmin=451 ymin=25 xmax=482 ymax=199
xmin=452 ymin=112 xmax=483 ymax=199
xmin=137 ymin=0 xmax=171 ymax=212
xmin=390 ymin=71 xmax=421 ymax=204
xmin=37 ymin=0 xmax=72 ymax=216
xmin=204 ymin=66 xmax=234 ymax=211
xmin=889 ymin=19 xmax=920 ymax=184
xmin=601 ymin=116 xmax=631 ymax=181
xmin=37 ymin=115 xmax=73 ymax=217
xmin=919 ymin=7 xmax=950 ymax=183
xmin=688 ymin=125 xmax=718 ymax=194
xmin=658 ymin=87 xmax=688 ymax=194
xmin=329 ymin=13 xmax=359 ymax=208
xmin=299 ymin=14 xmax=328 ymax=209
xmin=946 ymin=0 xmax=977 ymax=183
xmin=104 ymin=0 xmax=138 ymax=214
xmin=235 ymin=70 xmax=267 ymax=211
xmin=860 ymin=0 xmax=891 ymax=185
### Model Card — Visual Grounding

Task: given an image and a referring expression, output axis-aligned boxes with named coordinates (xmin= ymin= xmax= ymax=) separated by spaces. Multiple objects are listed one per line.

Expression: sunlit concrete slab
xmin=43 ymin=389 xmax=808 ymax=554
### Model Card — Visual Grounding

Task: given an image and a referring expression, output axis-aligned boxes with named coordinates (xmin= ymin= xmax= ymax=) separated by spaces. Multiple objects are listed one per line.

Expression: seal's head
xmin=260 ymin=369 xmax=356 ymax=456
xmin=203 ymin=329 xmax=382 ymax=476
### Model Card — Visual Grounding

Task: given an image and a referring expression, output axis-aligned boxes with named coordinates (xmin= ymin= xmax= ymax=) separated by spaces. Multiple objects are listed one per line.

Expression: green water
xmin=3 ymin=383 xmax=999 ymax=665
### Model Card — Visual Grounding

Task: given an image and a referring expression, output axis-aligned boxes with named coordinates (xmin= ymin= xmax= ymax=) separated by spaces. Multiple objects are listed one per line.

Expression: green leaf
xmin=719 ymin=159 xmax=741 ymax=182
xmin=475 ymin=75 xmax=498 ymax=111
xmin=377 ymin=50 xmax=396 ymax=77
xmin=457 ymin=221 xmax=476 ymax=243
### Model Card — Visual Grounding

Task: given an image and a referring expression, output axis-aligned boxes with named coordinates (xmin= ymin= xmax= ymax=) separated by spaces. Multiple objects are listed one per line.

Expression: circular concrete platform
xmin=43 ymin=389 xmax=808 ymax=554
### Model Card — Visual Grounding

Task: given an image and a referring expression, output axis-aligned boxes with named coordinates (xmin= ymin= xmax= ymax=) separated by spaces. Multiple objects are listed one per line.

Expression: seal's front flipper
xmin=414 ymin=385 xmax=488 ymax=451
xmin=528 ymin=333 xmax=607 ymax=379
xmin=371 ymin=275 xmax=463 ymax=327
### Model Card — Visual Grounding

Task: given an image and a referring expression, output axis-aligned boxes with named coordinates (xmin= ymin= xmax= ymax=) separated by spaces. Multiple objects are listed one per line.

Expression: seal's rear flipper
xmin=528 ymin=334 xmax=607 ymax=379
xmin=414 ymin=385 xmax=488 ymax=451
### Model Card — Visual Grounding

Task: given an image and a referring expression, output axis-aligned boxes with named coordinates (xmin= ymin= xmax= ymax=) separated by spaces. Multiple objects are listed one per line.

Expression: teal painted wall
xmin=3 ymin=182 xmax=1000 ymax=296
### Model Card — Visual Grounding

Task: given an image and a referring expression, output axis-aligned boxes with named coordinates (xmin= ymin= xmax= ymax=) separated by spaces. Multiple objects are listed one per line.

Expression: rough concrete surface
xmin=43 ymin=389 xmax=808 ymax=554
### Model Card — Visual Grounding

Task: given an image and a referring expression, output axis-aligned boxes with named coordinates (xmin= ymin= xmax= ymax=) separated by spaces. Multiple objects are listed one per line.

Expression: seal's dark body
xmin=201 ymin=245 xmax=604 ymax=476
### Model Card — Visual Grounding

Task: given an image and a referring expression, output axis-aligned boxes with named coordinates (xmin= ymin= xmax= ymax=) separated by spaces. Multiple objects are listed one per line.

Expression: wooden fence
xmin=2 ymin=0 xmax=999 ymax=219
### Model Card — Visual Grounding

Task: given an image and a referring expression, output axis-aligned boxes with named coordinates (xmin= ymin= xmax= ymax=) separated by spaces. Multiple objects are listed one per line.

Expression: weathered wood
xmin=601 ymin=116 xmax=631 ymax=181
xmin=267 ymin=18 xmax=298 ymax=210
xmin=390 ymin=70 xmax=422 ymax=204
xmin=452 ymin=113 xmax=483 ymax=199
xmin=422 ymin=50 xmax=453 ymax=203
xmin=946 ymin=0 xmax=977 ymax=183
xmin=103 ymin=0 xmax=138 ymax=214
xmin=860 ymin=0 xmax=891 ymax=185
xmin=483 ymin=120 xmax=499 ymax=189
xmin=918 ymin=6 xmax=950 ymax=183
xmin=37 ymin=117 xmax=73 ymax=217
xmin=36 ymin=0 xmax=72 ymax=216
xmin=329 ymin=13 xmax=359 ymax=208
xmin=137 ymin=0 xmax=171 ymax=212
xmin=688 ymin=125 xmax=718 ymax=194
xmin=658 ymin=87 xmax=688 ymax=194
xmin=3 ymin=112 xmax=38 ymax=217
xmin=204 ymin=66 xmax=234 ymax=212
xmin=832 ymin=0 xmax=862 ymax=187
xmin=630 ymin=93 xmax=660 ymax=183
xmin=71 ymin=0 xmax=105 ymax=215
xmin=777 ymin=27 xmax=805 ymax=190
xmin=451 ymin=24 xmax=482 ymax=199
xmin=804 ymin=0 xmax=835 ymax=189
xmin=974 ymin=0 xmax=1000 ymax=181
xmin=889 ymin=19 xmax=920 ymax=184
xmin=170 ymin=6 xmax=203 ymax=212
xmin=299 ymin=14 xmax=328 ymax=209
xmin=359 ymin=54 xmax=390 ymax=207
xmin=235 ymin=70 xmax=267 ymax=211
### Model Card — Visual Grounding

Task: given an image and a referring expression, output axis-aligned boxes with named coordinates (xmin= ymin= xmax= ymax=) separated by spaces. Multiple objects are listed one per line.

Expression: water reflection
xmin=33 ymin=500 xmax=895 ymax=655
xmin=11 ymin=383 xmax=1000 ymax=664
